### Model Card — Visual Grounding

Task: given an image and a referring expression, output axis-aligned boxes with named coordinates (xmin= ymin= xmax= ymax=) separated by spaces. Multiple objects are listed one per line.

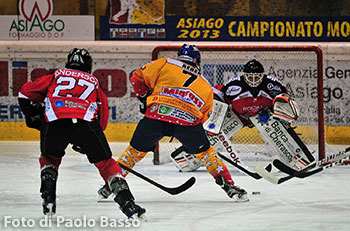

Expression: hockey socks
xmin=94 ymin=158 xmax=123 ymax=182
xmin=117 ymin=145 xmax=147 ymax=177
xmin=195 ymin=146 xmax=234 ymax=184
xmin=39 ymin=154 xmax=62 ymax=169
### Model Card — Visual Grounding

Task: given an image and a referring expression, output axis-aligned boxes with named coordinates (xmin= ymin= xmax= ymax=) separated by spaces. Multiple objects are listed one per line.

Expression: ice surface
xmin=0 ymin=141 xmax=349 ymax=231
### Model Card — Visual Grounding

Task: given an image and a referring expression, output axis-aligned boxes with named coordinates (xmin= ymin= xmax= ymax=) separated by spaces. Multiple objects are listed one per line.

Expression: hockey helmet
xmin=65 ymin=48 xmax=92 ymax=74
xmin=243 ymin=59 xmax=264 ymax=87
xmin=177 ymin=44 xmax=201 ymax=70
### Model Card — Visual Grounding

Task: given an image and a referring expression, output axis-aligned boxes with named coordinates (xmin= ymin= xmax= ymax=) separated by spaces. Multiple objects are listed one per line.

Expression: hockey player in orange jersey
xmin=99 ymin=44 xmax=249 ymax=202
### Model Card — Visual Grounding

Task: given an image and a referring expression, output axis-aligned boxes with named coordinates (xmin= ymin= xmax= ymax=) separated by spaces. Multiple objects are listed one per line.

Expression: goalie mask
xmin=177 ymin=44 xmax=201 ymax=71
xmin=65 ymin=48 xmax=92 ymax=74
xmin=243 ymin=59 xmax=264 ymax=87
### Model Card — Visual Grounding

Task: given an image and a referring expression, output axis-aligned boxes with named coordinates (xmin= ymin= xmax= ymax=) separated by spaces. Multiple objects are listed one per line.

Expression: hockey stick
xmin=253 ymin=163 xmax=295 ymax=184
xmin=218 ymin=152 xmax=295 ymax=184
xmin=273 ymin=147 xmax=350 ymax=178
xmin=218 ymin=153 xmax=262 ymax=179
xmin=118 ymin=163 xmax=196 ymax=195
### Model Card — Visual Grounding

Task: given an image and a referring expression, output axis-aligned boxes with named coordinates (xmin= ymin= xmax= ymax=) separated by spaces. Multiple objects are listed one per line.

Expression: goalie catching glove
xmin=272 ymin=93 xmax=300 ymax=123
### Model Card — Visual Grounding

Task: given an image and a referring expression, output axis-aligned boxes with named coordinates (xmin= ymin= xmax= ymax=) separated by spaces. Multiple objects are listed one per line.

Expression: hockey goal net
xmin=151 ymin=45 xmax=326 ymax=164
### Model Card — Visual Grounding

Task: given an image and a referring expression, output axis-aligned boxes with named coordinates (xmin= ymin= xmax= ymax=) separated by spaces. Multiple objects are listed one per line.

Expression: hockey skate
xmin=98 ymin=182 xmax=112 ymax=200
xmin=109 ymin=177 xmax=146 ymax=220
xmin=40 ymin=166 xmax=58 ymax=217
xmin=215 ymin=176 xmax=249 ymax=202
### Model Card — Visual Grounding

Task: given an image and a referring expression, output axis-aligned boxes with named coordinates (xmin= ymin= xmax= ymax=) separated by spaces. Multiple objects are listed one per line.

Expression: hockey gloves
xmin=272 ymin=93 xmax=300 ymax=123
xmin=18 ymin=98 xmax=44 ymax=131
xmin=137 ymin=91 xmax=150 ymax=114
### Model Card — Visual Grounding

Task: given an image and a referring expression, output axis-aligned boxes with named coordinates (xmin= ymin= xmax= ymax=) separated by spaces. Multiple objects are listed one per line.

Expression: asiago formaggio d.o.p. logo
xmin=9 ymin=0 xmax=64 ymax=39
xmin=3 ymin=0 xmax=94 ymax=40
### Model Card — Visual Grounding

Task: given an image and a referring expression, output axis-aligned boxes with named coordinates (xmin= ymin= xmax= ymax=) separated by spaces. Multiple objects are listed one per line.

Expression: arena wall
xmin=0 ymin=41 xmax=349 ymax=144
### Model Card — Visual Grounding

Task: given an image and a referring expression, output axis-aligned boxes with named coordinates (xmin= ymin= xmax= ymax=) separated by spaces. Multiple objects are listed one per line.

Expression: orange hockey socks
xmin=117 ymin=145 xmax=148 ymax=177
xmin=195 ymin=146 xmax=234 ymax=184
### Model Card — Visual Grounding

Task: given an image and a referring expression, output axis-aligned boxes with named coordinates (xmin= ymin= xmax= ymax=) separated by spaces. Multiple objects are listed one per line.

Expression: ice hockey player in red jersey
xmin=18 ymin=48 xmax=145 ymax=219
xmin=214 ymin=59 xmax=289 ymax=127
xmin=98 ymin=44 xmax=249 ymax=202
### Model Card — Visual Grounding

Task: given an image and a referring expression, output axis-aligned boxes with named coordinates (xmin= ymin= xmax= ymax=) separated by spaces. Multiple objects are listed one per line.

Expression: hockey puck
xmin=252 ymin=191 xmax=261 ymax=195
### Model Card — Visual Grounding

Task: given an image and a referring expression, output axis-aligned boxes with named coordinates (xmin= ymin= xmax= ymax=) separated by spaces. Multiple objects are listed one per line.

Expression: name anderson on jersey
xmin=55 ymin=69 xmax=98 ymax=85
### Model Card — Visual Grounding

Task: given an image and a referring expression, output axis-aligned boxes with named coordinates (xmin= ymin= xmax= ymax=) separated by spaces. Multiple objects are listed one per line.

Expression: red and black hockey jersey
xmin=217 ymin=75 xmax=288 ymax=126
xmin=18 ymin=68 xmax=109 ymax=130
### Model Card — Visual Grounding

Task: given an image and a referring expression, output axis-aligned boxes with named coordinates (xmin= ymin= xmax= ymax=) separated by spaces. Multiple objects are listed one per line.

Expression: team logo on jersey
xmin=158 ymin=105 xmax=196 ymax=122
xmin=150 ymin=104 xmax=158 ymax=112
xmin=159 ymin=105 xmax=173 ymax=114
xmin=267 ymin=83 xmax=281 ymax=92
xmin=225 ymin=86 xmax=242 ymax=96
xmin=207 ymin=110 xmax=212 ymax=118
xmin=54 ymin=100 xmax=64 ymax=108
xmin=161 ymin=87 xmax=204 ymax=109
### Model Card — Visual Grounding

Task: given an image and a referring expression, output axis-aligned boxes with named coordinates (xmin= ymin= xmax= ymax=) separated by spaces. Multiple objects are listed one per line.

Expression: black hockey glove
xmin=25 ymin=114 xmax=42 ymax=130
xmin=138 ymin=92 xmax=151 ymax=114
xmin=18 ymin=98 xmax=44 ymax=131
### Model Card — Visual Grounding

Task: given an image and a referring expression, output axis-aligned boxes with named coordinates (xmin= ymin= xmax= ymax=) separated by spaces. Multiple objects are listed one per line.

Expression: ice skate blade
xmin=129 ymin=213 xmax=147 ymax=222
xmin=44 ymin=203 xmax=55 ymax=218
xmin=232 ymin=194 xmax=249 ymax=203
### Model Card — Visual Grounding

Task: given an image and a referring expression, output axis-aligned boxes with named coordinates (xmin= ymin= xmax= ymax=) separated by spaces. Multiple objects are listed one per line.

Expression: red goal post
xmin=151 ymin=45 xmax=325 ymax=164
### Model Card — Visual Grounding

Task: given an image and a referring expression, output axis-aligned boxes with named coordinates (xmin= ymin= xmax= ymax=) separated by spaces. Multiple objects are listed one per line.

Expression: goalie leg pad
xmin=251 ymin=113 xmax=314 ymax=171
xmin=220 ymin=108 xmax=244 ymax=139
xmin=170 ymin=146 xmax=202 ymax=172
xmin=117 ymin=145 xmax=147 ymax=177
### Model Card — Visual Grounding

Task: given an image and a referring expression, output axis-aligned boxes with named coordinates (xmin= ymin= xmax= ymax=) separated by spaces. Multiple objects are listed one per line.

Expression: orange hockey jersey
xmin=131 ymin=57 xmax=213 ymax=126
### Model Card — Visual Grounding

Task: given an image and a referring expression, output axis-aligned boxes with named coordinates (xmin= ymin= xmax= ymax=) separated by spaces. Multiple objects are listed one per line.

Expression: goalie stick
xmin=213 ymin=130 xmax=295 ymax=184
xmin=218 ymin=152 xmax=297 ymax=184
xmin=118 ymin=163 xmax=196 ymax=195
xmin=273 ymin=147 xmax=350 ymax=178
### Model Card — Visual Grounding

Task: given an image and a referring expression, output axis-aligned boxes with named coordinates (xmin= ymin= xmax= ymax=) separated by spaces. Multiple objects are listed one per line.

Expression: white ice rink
xmin=0 ymin=141 xmax=349 ymax=231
